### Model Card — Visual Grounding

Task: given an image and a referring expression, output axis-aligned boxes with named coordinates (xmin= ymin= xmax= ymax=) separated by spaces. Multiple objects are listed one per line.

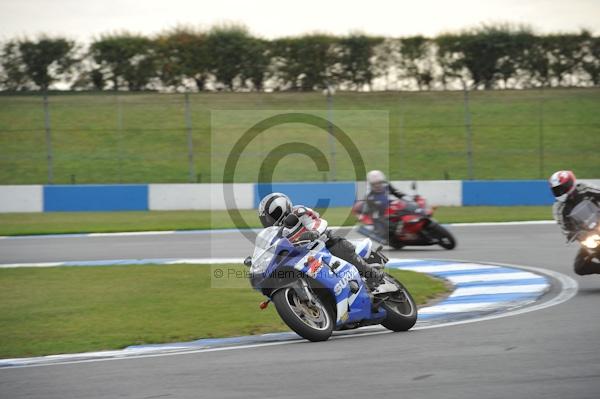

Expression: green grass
xmin=0 ymin=264 xmax=448 ymax=358
xmin=0 ymin=206 xmax=554 ymax=236
xmin=0 ymin=89 xmax=598 ymax=184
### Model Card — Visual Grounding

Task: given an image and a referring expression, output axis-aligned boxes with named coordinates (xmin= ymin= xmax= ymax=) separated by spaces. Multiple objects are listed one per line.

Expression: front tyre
xmin=379 ymin=275 xmax=418 ymax=332
xmin=574 ymin=248 xmax=600 ymax=275
xmin=272 ymin=287 xmax=334 ymax=342
xmin=429 ymin=224 xmax=456 ymax=250
xmin=389 ymin=236 xmax=405 ymax=250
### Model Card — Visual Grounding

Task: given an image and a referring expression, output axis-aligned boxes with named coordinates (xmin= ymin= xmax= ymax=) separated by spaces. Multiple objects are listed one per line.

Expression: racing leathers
xmin=364 ymin=182 xmax=406 ymax=241
xmin=282 ymin=205 xmax=383 ymax=287
xmin=552 ymin=182 xmax=600 ymax=275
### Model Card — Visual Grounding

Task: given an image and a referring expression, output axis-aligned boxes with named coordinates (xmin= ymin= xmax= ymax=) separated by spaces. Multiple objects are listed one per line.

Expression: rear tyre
xmin=272 ymin=287 xmax=334 ymax=342
xmin=379 ymin=275 xmax=418 ymax=332
xmin=429 ymin=224 xmax=456 ymax=250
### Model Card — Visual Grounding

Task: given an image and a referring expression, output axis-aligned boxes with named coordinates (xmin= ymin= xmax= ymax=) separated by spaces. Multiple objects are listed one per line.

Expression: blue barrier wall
xmin=2 ymin=180 xmax=567 ymax=212
xmin=255 ymin=182 xmax=357 ymax=209
xmin=462 ymin=180 xmax=554 ymax=206
xmin=44 ymin=185 xmax=148 ymax=212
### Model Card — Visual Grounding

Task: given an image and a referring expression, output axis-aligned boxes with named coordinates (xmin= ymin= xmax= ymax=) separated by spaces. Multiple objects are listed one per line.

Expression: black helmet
xmin=258 ymin=193 xmax=292 ymax=227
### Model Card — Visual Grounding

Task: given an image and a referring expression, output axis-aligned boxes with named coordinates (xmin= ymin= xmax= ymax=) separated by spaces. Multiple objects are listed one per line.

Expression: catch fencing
xmin=0 ymin=89 xmax=598 ymax=185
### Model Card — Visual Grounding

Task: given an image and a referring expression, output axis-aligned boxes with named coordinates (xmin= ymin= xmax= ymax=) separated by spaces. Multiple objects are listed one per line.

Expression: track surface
xmin=1 ymin=224 xmax=600 ymax=399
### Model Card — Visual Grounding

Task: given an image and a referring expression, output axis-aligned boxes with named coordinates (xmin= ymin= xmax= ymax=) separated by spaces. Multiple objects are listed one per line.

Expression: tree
xmin=436 ymin=25 xmax=536 ymax=89
xmin=523 ymin=35 xmax=552 ymax=87
xmin=274 ymin=34 xmax=340 ymax=91
xmin=0 ymin=40 xmax=29 ymax=90
xmin=399 ymin=36 xmax=435 ymax=90
xmin=155 ymin=28 xmax=210 ymax=91
xmin=240 ymin=37 xmax=270 ymax=91
xmin=372 ymin=38 xmax=401 ymax=90
xmin=582 ymin=35 xmax=600 ymax=86
xmin=205 ymin=25 xmax=258 ymax=90
xmin=339 ymin=34 xmax=383 ymax=90
xmin=545 ymin=32 xmax=588 ymax=86
xmin=435 ymin=34 xmax=469 ymax=89
xmin=90 ymin=34 xmax=157 ymax=91
xmin=1 ymin=37 xmax=76 ymax=91
xmin=494 ymin=30 xmax=534 ymax=88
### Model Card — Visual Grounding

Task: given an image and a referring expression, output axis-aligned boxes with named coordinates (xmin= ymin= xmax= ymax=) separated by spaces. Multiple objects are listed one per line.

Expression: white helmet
xmin=367 ymin=170 xmax=386 ymax=185
xmin=258 ymin=193 xmax=292 ymax=227
xmin=549 ymin=170 xmax=576 ymax=202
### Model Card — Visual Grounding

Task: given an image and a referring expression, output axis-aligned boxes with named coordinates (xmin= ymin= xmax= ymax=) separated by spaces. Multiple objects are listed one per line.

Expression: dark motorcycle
xmin=352 ymin=193 xmax=456 ymax=250
xmin=568 ymin=199 xmax=600 ymax=269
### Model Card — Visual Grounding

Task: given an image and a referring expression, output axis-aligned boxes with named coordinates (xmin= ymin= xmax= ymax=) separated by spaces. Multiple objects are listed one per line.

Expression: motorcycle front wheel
xmin=428 ymin=224 xmax=456 ymax=250
xmin=272 ymin=286 xmax=334 ymax=342
xmin=379 ymin=275 xmax=418 ymax=332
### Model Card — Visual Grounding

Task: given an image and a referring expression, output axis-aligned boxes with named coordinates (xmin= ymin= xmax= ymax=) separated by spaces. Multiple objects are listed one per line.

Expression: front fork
xmin=294 ymin=278 xmax=318 ymax=304
xmin=270 ymin=278 xmax=317 ymax=305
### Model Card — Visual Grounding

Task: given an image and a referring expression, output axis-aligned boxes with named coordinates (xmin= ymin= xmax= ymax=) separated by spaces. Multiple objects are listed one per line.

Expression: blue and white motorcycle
xmin=244 ymin=223 xmax=418 ymax=342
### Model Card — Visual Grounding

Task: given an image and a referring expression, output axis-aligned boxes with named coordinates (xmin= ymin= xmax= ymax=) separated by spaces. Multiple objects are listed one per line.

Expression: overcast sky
xmin=1 ymin=0 xmax=598 ymax=42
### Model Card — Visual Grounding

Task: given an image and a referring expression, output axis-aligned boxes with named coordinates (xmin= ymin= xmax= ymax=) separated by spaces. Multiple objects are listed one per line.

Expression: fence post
xmin=116 ymin=95 xmax=124 ymax=183
xmin=463 ymin=85 xmax=474 ymax=180
xmin=184 ymin=92 xmax=196 ymax=183
xmin=325 ymin=85 xmax=337 ymax=181
xmin=538 ymin=87 xmax=545 ymax=179
xmin=43 ymin=93 xmax=54 ymax=184
xmin=396 ymin=100 xmax=404 ymax=180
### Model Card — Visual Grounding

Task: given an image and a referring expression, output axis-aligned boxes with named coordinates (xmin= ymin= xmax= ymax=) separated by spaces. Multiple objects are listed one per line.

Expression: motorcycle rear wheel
xmin=272 ymin=287 xmax=334 ymax=342
xmin=389 ymin=236 xmax=405 ymax=250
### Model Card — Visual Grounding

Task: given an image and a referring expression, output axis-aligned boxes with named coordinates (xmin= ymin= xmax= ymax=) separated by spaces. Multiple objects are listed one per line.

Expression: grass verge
xmin=0 ymin=264 xmax=448 ymax=358
xmin=0 ymin=206 xmax=553 ymax=236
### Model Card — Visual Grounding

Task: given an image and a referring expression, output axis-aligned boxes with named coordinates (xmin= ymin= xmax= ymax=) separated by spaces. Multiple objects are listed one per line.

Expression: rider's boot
xmin=326 ymin=235 xmax=396 ymax=294
xmin=355 ymin=255 xmax=396 ymax=294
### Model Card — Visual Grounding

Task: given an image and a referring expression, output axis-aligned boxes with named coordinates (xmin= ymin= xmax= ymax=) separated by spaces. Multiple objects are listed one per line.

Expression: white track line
xmin=0 ymin=221 xmax=556 ymax=240
xmin=445 ymin=272 xmax=541 ymax=284
xmin=397 ymin=263 xmax=499 ymax=273
xmin=451 ymin=284 xmax=550 ymax=297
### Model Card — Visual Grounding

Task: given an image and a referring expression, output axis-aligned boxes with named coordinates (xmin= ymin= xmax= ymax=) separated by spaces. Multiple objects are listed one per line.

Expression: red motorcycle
xmin=352 ymin=195 xmax=456 ymax=250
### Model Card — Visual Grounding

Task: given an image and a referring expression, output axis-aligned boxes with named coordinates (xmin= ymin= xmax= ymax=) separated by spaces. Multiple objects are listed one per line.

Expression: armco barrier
xmin=43 ymin=185 xmax=148 ymax=212
xmin=255 ymin=182 xmax=357 ymax=209
xmin=0 ymin=180 xmax=598 ymax=213
xmin=462 ymin=180 xmax=555 ymax=206
xmin=149 ymin=184 xmax=254 ymax=211
xmin=390 ymin=180 xmax=462 ymax=207
xmin=0 ymin=185 xmax=43 ymax=212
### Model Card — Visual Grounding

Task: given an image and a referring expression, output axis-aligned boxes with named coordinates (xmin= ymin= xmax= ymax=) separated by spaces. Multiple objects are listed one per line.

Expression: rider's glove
xmin=298 ymin=230 xmax=320 ymax=242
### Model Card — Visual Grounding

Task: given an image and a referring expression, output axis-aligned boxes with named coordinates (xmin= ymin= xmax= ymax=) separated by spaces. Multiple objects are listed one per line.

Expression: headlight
xmin=582 ymin=234 xmax=600 ymax=249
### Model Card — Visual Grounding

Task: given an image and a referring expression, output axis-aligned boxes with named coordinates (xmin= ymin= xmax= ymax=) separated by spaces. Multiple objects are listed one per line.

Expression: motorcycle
xmin=244 ymin=216 xmax=417 ymax=342
xmin=567 ymin=199 xmax=600 ymax=268
xmin=352 ymin=191 xmax=456 ymax=250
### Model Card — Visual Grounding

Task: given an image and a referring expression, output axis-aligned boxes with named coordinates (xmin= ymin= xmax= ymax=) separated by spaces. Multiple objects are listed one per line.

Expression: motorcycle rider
xmin=549 ymin=170 xmax=600 ymax=275
xmin=363 ymin=170 xmax=407 ymax=242
xmin=258 ymin=192 xmax=396 ymax=293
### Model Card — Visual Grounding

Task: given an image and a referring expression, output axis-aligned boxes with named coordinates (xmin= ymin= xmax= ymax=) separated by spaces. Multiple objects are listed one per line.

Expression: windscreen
xmin=250 ymin=227 xmax=280 ymax=274
xmin=568 ymin=200 xmax=599 ymax=230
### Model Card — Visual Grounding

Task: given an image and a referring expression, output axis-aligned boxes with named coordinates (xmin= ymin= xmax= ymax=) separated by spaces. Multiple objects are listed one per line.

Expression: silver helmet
xmin=258 ymin=193 xmax=293 ymax=227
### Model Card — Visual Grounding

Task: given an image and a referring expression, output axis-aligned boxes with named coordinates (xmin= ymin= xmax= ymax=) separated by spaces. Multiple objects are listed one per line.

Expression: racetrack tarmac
xmin=1 ymin=224 xmax=599 ymax=399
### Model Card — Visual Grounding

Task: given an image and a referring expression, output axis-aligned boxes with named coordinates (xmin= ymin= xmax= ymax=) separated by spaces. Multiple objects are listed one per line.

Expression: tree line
xmin=1 ymin=24 xmax=599 ymax=92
